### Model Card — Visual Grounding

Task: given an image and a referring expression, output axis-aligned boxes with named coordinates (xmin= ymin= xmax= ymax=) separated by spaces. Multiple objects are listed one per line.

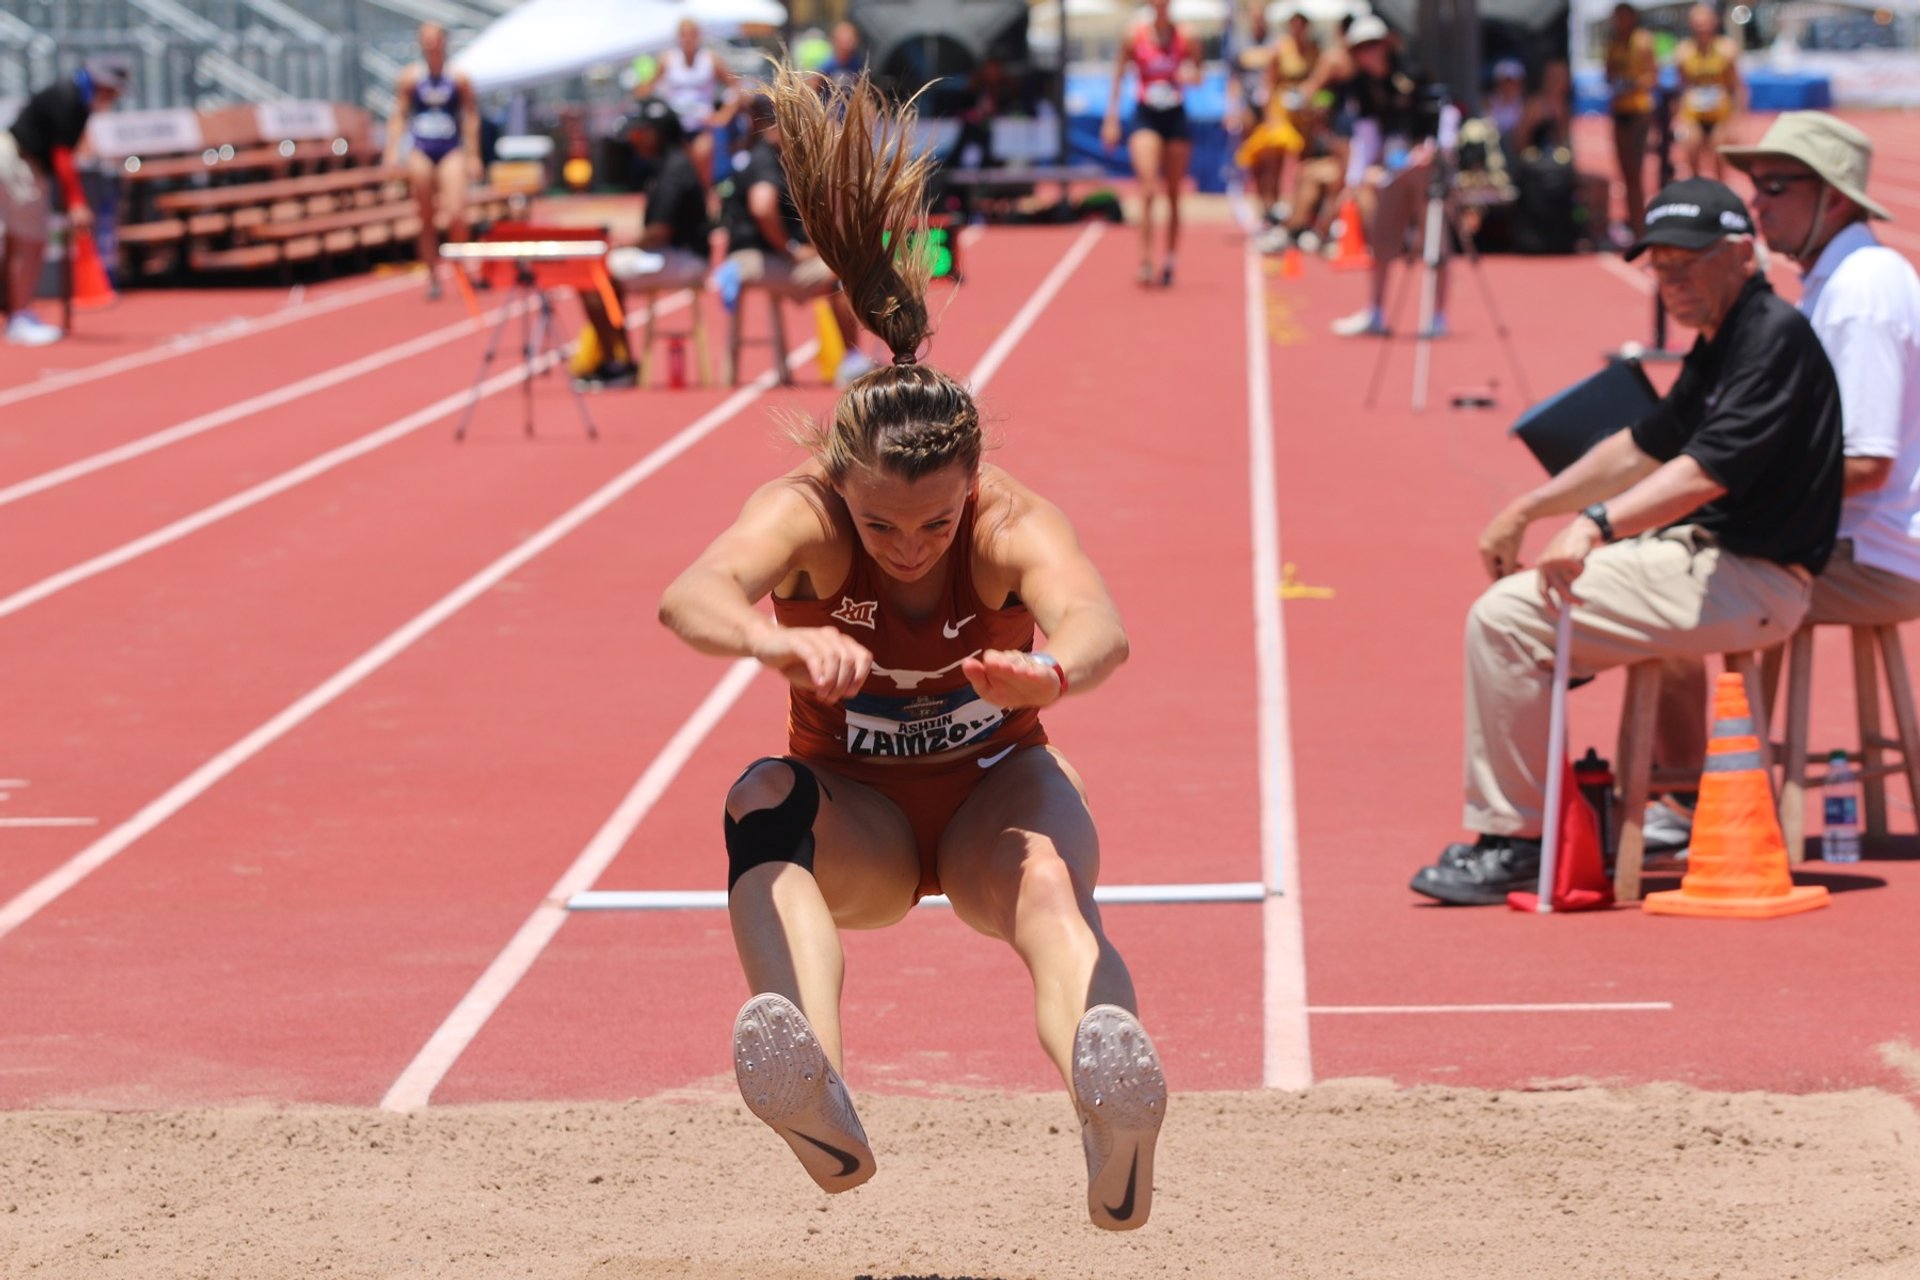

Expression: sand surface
xmin=5 ymin=1080 xmax=1919 ymax=1279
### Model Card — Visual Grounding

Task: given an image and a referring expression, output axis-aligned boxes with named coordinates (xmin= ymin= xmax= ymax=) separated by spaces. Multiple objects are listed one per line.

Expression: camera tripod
xmin=1362 ymin=148 xmax=1537 ymax=414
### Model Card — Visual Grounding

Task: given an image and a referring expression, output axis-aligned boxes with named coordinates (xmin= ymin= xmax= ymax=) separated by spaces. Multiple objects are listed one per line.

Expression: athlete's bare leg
xmin=935 ymin=747 xmax=1137 ymax=1084
xmin=436 ymin=150 xmax=472 ymax=262
xmin=1127 ymin=128 xmax=1164 ymax=281
xmin=1161 ymin=137 xmax=1191 ymax=278
xmin=405 ymin=148 xmax=442 ymax=288
xmin=725 ymin=759 xmax=921 ymax=1070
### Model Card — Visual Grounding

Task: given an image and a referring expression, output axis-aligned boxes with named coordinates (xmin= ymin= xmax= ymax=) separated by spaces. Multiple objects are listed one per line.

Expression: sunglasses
xmin=1749 ymin=173 xmax=1820 ymax=198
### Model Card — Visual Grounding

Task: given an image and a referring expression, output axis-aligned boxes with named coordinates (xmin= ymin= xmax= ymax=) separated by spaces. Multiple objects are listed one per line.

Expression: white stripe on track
xmin=1309 ymin=1002 xmax=1672 ymax=1014
xmin=0 ymin=347 xmax=814 ymax=946
xmin=1245 ymin=246 xmax=1313 ymax=1091
xmin=566 ymin=880 xmax=1269 ymax=911
xmin=0 ymin=817 xmax=98 ymax=828
xmin=0 ymin=352 xmax=544 ymax=620
xmin=378 ymin=659 xmax=762 ymax=1113
xmin=0 ymin=296 xmax=528 ymax=509
xmin=0 ymin=296 xmax=690 ymax=620
xmin=0 ymin=274 xmax=417 ymax=412
xmin=380 ymin=227 xmax=1106 ymax=1112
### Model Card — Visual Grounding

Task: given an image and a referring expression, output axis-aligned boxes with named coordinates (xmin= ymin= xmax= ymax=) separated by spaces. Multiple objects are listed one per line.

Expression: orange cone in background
xmin=1277 ymin=245 xmax=1305 ymax=279
xmin=1327 ymin=197 xmax=1372 ymax=272
xmin=1508 ymin=752 xmax=1614 ymax=913
xmin=70 ymin=226 xmax=116 ymax=309
xmin=1644 ymin=673 xmax=1830 ymax=919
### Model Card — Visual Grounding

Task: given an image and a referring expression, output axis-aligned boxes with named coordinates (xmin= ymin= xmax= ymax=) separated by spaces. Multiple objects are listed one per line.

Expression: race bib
xmin=413 ymin=110 xmax=457 ymax=140
xmin=1143 ymin=81 xmax=1182 ymax=111
xmin=1685 ymin=86 xmax=1726 ymax=114
xmin=844 ymin=686 xmax=1007 ymax=758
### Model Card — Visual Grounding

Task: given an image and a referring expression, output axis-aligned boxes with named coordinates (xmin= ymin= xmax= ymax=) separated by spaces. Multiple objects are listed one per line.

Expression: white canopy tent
xmin=454 ymin=0 xmax=786 ymax=94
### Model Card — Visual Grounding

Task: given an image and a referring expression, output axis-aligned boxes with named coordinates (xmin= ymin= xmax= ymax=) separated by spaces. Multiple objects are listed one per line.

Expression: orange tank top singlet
xmin=773 ymin=498 xmax=1044 ymax=765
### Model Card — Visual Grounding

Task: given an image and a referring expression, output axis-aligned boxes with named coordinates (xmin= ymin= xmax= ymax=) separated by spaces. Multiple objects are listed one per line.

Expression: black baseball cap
xmin=1626 ymin=178 xmax=1756 ymax=260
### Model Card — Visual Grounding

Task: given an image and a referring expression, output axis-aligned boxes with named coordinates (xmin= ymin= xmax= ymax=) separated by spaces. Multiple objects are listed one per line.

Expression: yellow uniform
xmin=1605 ymin=29 xmax=1655 ymax=118
xmin=1676 ymin=36 xmax=1738 ymax=126
xmin=1235 ymin=34 xmax=1313 ymax=166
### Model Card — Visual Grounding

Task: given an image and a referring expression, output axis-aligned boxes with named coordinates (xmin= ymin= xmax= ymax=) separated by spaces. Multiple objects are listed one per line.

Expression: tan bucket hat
xmin=1721 ymin=111 xmax=1892 ymax=221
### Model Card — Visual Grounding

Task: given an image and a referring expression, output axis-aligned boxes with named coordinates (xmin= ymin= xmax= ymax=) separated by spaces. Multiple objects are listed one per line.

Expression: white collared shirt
xmin=1802 ymin=220 xmax=1920 ymax=581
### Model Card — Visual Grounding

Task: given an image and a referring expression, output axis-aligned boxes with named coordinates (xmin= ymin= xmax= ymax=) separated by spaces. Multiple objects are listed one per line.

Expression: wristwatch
xmin=1581 ymin=503 xmax=1616 ymax=543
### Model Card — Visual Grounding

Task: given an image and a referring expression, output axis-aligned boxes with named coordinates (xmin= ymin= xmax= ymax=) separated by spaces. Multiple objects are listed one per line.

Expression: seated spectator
xmin=1486 ymin=58 xmax=1527 ymax=149
xmin=1642 ymin=115 xmax=1920 ymax=851
xmin=716 ymin=95 xmax=873 ymax=385
xmin=1410 ymin=179 xmax=1844 ymax=904
xmin=574 ymin=99 xmax=712 ymax=391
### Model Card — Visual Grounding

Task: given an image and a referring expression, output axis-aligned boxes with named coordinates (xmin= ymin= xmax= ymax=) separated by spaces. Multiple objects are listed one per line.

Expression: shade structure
xmin=455 ymin=0 xmax=788 ymax=94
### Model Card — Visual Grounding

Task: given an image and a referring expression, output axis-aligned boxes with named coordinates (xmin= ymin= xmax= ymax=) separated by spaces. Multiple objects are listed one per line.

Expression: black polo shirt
xmin=718 ymin=140 xmax=804 ymax=256
xmin=1629 ymin=275 xmax=1843 ymax=573
xmin=642 ymin=147 xmax=710 ymax=256
xmin=9 ymin=77 xmax=92 ymax=170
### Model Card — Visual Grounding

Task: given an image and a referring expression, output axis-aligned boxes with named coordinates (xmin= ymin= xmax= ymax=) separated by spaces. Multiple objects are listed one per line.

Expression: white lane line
xmin=1595 ymin=253 xmax=1654 ymax=296
xmin=0 ymin=294 xmax=553 ymax=509
xmin=382 ymin=228 xmax=1085 ymax=1112
xmin=0 ymin=347 xmax=814 ymax=947
xmin=0 ymin=351 xmax=553 ymax=621
xmin=379 ymin=659 xmax=763 ymax=1113
xmin=1246 ymin=247 xmax=1313 ymax=1092
xmin=0 ymin=299 xmax=682 ymax=621
xmin=966 ymin=222 xmax=1103 ymax=391
xmin=0 ymin=779 xmax=28 ymax=788
xmin=0 ymin=274 xmax=417 ymax=412
xmin=0 ymin=817 xmax=98 ymax=828
xmin=1308 ymin=1002 xmax=1672 ymax=1014
xmin=567 ymin=881 xmax=1269 ymax=911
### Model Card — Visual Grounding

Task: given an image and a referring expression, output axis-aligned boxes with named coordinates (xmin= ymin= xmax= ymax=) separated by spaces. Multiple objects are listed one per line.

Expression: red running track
xmin=3 ymin=117 xmax=1920 ymax=1111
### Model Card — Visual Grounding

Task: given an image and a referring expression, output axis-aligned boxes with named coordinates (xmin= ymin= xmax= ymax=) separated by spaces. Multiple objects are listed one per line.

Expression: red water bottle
xmin=667 ymin=335 xmax=686 ymax=389
xmin=1574 ymin=747 xmax=1616 ymax=865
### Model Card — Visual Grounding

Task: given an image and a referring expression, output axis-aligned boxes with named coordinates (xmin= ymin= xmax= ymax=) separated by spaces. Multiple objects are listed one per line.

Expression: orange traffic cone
xmin=1643 ymin=673 xmax=1830 ymax=919
xmin=70 ymin=225 xmax=116 ymax=310
xmin=1277 ymin=245 xmax=1305 ymax=279
xmin=1327 ymin=196 xmax=1372 ymax=273
xmin=1508 ymin=752 xmax=1614 ymax=912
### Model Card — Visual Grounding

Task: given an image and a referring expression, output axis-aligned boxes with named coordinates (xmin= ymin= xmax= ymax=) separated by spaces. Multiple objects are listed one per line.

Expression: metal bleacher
xmin=0 ymin=0 xmax=512 ymax=117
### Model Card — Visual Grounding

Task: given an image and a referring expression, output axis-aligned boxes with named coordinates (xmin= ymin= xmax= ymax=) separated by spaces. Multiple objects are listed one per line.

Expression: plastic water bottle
xmin=1823 ymin=749 xmax=1862 ymax=864
xmin=667 ymin=335 xmax=686 ymax=389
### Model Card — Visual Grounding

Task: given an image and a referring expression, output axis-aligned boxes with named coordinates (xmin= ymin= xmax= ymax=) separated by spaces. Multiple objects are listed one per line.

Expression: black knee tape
xmin=724 ymin=758 xmax=824 ymax=891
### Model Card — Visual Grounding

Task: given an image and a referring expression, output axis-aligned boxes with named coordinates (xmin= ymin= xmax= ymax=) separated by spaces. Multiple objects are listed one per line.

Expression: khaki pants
xmin=1465 ymin=527 xmax=1811 ymax=836
xmin=1807 ymin=540 xmax=1920 ymax=627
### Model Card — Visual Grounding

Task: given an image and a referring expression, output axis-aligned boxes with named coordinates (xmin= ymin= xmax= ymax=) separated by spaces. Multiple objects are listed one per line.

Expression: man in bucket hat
xmin=1410 ymin=177 xmax=1844 ymax=903
xmin=1639 ymin=115 xmax=1920 ymax=855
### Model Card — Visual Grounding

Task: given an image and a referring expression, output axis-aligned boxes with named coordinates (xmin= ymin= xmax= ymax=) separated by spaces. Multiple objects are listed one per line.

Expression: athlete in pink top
xmin=1102 ymin=0 xmax=1200 ymax=286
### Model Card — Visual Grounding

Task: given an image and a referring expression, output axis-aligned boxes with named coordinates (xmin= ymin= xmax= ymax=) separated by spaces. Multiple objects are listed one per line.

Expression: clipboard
xmin=1509 ymin=358 xmax=1659 ymax=475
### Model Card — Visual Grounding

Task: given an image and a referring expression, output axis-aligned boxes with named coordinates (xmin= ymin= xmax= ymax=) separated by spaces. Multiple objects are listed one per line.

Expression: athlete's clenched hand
xmin=963 ymin=650 xmax=1064 ymax=710
xmin=753 ymin=626 xmax=873 ymax=703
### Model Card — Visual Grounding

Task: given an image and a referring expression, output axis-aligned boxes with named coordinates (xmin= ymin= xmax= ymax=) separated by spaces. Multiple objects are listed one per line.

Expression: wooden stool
xmin=727 ymin=288 xmax=793 ymax=387
xmin=631 ymin=285 xmax=711 ymax=389
xmin=1612 ymin=651 xmax=1768 ymax=902
xmin=1776 ymin=623 xmax=1920 ymax=862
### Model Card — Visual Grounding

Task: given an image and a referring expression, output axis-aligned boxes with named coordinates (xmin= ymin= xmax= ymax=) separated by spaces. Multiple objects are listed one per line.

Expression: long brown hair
xmin=768 ymin=63 xmax=982 ymax=483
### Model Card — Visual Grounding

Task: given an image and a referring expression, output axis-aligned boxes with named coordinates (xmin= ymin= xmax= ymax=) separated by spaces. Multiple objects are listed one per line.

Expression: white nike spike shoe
xmin=1072 ymin=1004 xmax=1167 ymax=1231
xmin=733 ymin=992 xmax=875 ymax=1193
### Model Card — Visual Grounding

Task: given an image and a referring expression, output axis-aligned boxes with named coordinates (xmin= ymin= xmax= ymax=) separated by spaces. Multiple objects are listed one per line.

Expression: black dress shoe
xmin=1411 ymin=836 xmax=1542 ymax=905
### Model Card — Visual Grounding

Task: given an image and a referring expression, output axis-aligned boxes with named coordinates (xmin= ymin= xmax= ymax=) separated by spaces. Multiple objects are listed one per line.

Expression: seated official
xmin=1643 ymin=114 xmax=1920 ymax=850
xmin=1411 ymin=178 xmax=1844 ymax=905
xmin=717 ymin=95 xmax=874 ymax=386
xmin=575 ymin=98 xmax=712 ymax=391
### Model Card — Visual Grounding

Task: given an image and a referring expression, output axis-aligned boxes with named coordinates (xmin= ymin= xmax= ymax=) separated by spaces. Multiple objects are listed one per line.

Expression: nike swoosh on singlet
xmin=977 ymin=743 xmax=1019 ymax=769
xmin=1104 ymin=1152 xmax=1140 ymax=1221
xmin=792 ymin=1129 xmax=862 ymax=1178
xmin=942 ymin=614 xmax=976 ymax=639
